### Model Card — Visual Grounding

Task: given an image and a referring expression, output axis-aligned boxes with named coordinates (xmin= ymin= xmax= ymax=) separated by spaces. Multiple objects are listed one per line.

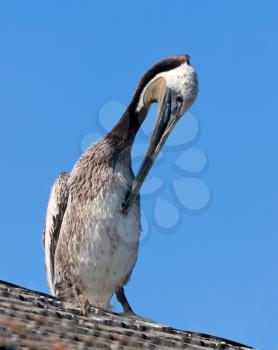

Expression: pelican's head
xmin=123 ymin=55 xmax=199 ymax=214
xmin=137 ymin=54 xmax=198 ymax=118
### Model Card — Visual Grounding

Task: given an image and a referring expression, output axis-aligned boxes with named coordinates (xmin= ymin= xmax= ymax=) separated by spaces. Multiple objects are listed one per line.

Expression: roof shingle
xmin=0 ymin=280 xmax=254 ymax=350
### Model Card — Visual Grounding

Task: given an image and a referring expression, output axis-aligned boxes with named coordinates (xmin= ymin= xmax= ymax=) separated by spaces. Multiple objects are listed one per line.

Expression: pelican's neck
xmin=109 ymin=106 xmax=149 ymax=144
xmin=109 ymin=101 xmax=149 ymax=145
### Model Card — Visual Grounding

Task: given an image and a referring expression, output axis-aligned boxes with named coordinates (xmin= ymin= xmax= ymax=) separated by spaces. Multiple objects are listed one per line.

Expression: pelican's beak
xmin=122 ymin=87 xmax=184 ymax=215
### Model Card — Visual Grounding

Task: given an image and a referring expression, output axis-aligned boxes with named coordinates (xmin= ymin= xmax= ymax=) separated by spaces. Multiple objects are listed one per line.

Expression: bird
xmin=42 ymin=54 xmax=199 ymax=316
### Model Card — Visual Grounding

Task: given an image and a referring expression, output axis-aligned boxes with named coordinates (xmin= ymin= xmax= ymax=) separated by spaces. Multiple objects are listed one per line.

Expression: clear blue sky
xmin=0 ymin=1 xmax=277 ymax=349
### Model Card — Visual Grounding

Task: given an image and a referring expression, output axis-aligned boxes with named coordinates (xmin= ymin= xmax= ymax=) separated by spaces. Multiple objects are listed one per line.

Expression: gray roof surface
xmin=0 ymin=280 xmax=254 ymax=350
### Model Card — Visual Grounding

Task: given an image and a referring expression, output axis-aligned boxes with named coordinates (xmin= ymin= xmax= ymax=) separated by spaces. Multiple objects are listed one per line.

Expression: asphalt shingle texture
xmin=0 ymin=280 xmax=254 ymax=350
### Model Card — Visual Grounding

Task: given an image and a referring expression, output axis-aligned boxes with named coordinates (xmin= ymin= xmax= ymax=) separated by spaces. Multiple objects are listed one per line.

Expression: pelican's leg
xmin=77 ymin=293 xmax=91 ymax=316
xmin=73 ymin=281 xmax=91 ymax=316
xmin=116 ymin=287 xmax=135 ymax=316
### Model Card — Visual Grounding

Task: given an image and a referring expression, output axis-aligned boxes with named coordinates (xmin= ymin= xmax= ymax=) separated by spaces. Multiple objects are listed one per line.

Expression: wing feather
xmin=42 ymin=172 xmax=69 ymax=294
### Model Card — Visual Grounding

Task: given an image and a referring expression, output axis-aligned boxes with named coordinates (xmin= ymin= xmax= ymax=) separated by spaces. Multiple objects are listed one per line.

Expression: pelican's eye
xmin=176 ymin=96 xmax=183 ymax=105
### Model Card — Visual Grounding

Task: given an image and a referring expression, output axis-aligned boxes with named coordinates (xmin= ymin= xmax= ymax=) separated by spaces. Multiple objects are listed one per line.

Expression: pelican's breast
xmin=72 ymin=157 xmax=141 ymax=306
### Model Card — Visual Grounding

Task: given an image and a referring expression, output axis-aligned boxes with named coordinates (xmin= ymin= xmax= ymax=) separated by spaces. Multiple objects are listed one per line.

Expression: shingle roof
xmin=0 ymin=280 xmax=254 ymax=350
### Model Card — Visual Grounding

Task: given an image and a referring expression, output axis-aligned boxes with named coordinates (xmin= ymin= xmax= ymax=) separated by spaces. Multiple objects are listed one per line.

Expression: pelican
xmin=43 ymin=55 xmax=198 ymax=315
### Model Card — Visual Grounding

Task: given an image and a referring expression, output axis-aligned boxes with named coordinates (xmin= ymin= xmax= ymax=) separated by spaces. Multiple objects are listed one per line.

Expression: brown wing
xmin=42 ymin=172 xmax=69 ymax=294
